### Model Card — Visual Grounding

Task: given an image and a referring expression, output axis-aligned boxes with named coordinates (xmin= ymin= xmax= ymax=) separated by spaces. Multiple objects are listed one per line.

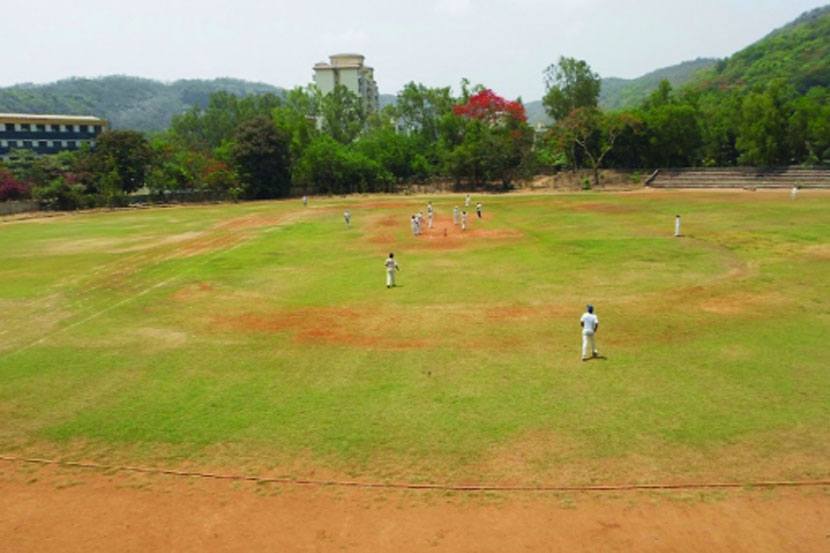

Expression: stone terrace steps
xmin=650 ymin=168 xmax=830 ymax=189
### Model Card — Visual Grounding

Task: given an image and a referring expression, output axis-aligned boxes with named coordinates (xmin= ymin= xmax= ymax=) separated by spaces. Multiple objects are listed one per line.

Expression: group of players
xmin=305 ymin=192 xmax=600 ymax=361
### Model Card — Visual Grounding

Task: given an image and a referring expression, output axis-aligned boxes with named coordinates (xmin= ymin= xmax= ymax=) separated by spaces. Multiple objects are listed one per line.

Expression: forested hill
xmin=692 ymin=5 xmax=830 ymax=93
xmin=599 ymin=58 xmax=718 ymax=109
xmin=0 ymin=76 xmax=286 ymax=132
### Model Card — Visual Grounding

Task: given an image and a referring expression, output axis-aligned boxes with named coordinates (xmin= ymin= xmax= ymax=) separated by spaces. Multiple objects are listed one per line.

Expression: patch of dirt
xmin=804 ymin=243 xmax=830 ymax=260
xmin=366 ymin=213 xmax=523 ymax=251
xmin=1 ymin=465 xmax=827 ymax=553
xmin=171 ymin=282 xmax=215 ymax=302
xmin=212 ymin=308 xmax=431 ymax=350
xmin=697 ymin=291 xmax=786 ymax=315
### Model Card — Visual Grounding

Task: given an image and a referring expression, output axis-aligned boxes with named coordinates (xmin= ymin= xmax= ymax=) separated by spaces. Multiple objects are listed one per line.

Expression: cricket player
xmin=465 ymin=194 xmax=471 ymax=208
xmin=674 ymin=214 xmax=681 ymax=237
xmin=410 ymin=215 xmax=418 ymax=236
xmin=302 ymin=195 xmax=307 ymax=207
xmin=476 ymin=202 xmax=483 ymax=219
xmin=385 ymin=253 xmax=399 ymax=288
xmin=461 ymin=210 xmax=467 ymax=231
xmin=453 ymin=206 xmax=459 ymax=225
xmin=427 ymin=202 xmax=434 ymax=229
xmin=792 ymin=185 xmax=798 ymax=200
xmin=344 ymin=210 xmax=351 ymax=227
xmin=580 ymin=305 xmax=599 ymax=361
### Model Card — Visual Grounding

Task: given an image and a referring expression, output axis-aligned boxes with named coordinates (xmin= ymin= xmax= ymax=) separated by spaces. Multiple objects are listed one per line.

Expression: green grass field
xmin=1 ymin=190 xmax=828 ymax=484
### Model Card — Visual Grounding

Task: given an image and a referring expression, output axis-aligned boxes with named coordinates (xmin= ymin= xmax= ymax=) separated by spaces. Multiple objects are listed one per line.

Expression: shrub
xmin=0 ymin=168 xmax=30 ymax=201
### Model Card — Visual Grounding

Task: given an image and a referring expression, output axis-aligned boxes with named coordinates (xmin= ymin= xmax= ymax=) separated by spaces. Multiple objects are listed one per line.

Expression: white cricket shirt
xmin=581 ymin=312 xmax=598 ymax=334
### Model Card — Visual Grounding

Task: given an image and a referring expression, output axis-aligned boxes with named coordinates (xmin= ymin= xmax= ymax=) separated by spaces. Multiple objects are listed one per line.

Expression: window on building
xmin=36 ymin=124 xmax=46 ymax=132
xmin=4 ymin=123 xmax=14 ymax=132
xmin=23 ymin=141 xmax=32 ymax=148
xmin=51 ymin=124 xmax=61 ymax=132
xmin=68 ymin=141 xmax=77 ymax=149
xmin=38 ymin=141 xmax=47 ymax=149
xmin=8 ymin=141 xmax=16 ymax=148
xmin=21 ymin=124 xmax=31 ymax=131
xmin=80 ymin=125 xmax=88 ymax=133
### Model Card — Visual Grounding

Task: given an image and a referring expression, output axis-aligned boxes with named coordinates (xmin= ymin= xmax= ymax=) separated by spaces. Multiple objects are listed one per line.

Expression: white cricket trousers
xmin=386 ymin=269 xmax=395 ymax=287
xmin=582 ymin=332 xmax=597 ymax=359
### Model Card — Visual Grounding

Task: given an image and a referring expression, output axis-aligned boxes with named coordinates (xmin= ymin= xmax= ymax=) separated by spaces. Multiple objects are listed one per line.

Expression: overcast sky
xmin=5 ymin=0 xmax=825 ymax=100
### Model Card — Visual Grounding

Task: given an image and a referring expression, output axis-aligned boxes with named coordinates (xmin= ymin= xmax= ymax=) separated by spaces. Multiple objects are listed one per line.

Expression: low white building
xmin=313 ymin=53 xmax=379 ymax=114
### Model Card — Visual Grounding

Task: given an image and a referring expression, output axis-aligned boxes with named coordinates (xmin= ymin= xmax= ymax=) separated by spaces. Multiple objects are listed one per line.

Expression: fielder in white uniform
xmin=302 ymin=195 xmax=307 ymax=206
xmin=674 ymin=214 xmax=681 ymax=237
xmin=465 ymin=194 xmax=471 ymax=208
xmin=476 ymin=202 xmax=483 ymax=219
xmin=410 ymin=215 xmax=418 ymax=236
xmin=453 ymin=206 xmax=459 ymax=225
xmin=385 ymin=253 xmax=399 ymax=288
xmin=461 ymin=210 xmax=467 ymax=230
xmin=580 ymin=305 xmax=599 ymax=361
xmin=344 ymin=210 xmax=350 ymax=227
xmin=792 ymin=185 xmax=798 ymax=200
xmin=427 ymin=202 xmax=434 ymax=229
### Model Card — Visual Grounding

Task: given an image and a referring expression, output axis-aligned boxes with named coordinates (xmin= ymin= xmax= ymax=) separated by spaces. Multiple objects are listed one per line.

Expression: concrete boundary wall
xmin=0 ymin=200 xmax=37 ymax=216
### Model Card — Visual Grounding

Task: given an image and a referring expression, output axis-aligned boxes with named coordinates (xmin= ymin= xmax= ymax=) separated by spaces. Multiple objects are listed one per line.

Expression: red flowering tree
xmin=0 ymin=167 xmax=30 ymax=201
xmin=453 ymin=89 xmax=528 ymax=125
xmin=447 ymin=89 xmax=533 ymax=188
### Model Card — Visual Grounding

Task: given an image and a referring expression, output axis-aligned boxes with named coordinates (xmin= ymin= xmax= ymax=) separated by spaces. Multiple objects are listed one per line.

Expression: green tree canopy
xmin=542 ymin=57 xmax=601 ymax=121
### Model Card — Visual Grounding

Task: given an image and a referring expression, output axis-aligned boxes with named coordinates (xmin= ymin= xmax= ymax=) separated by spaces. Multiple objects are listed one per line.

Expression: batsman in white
xmin=410 ymin=215 xmax=418 ymax=236
xmin=453 ymin=205 xmax=460 ymax=225
xmin=580 ymin=305 xmax=599 ymax=361
xmin=385 ymin=253 xmax=400 ymax=288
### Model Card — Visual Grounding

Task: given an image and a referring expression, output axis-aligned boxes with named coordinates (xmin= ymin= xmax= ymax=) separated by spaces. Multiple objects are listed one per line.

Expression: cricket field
xmin=1 ymin=189 xmax=828 ymax=488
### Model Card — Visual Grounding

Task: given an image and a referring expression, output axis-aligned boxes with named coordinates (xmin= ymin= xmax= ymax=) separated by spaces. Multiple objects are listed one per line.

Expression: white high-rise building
xmin=313 ymin=53 xmax=379 ymax=114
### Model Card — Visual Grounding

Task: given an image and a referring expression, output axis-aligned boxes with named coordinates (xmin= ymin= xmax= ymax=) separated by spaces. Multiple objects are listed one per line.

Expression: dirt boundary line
xmin=2 ymin=454 xmax=828 ymax=493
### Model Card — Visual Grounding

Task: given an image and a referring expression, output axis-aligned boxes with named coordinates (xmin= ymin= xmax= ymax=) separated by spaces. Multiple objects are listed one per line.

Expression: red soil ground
xmin=2 ymin=465 xmax=827 ymax=553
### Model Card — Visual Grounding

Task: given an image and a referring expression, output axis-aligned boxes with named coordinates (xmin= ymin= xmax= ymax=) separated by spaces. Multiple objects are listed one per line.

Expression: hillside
xmin=692 ymin=5 xmax=830 ymax=93
xmin=0 ymin=76 xmax=285 ymax=132
xmin=599 ymin=58 xmax=718 ymax=109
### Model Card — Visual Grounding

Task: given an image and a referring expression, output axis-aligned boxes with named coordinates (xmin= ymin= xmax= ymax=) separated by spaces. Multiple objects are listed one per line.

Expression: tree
xmin=93 ymin=130 xmax=155 ymax=193
xmin=542 ymin=57 xmax=601 ymax=121
xmin=644 ymin=104 xmax=703 ymax=167
xmin=169 ymin=91 xmax=283 ymax=152
xmin=736 ymin=90 xmax=787 ymax=166
xmin=230 ymin=116 xmax=291 ymax=198
xmin=555 ymin=107 xmax=639 ymax=186
xmin=393 ymin=82 xmax=455 ymax=142
xmin=447 ymin=89 xmax=534 ymax=188
xmin=319 ymin=85 xmax=366 ymax=144
xmin=272 ymin=86 xmax=320 ymax=164
xmin=293 ymin=135 xmax=392 ymax=194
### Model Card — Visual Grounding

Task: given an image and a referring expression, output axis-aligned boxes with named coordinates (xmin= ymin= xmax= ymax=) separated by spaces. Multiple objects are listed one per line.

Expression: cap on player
xmin=587 ymin=305 xmax=594 ymax=313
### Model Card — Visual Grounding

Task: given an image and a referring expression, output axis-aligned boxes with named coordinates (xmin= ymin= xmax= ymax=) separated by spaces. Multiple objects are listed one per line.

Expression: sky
xmin=4 ymin=0 xmax=826 ymax=101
